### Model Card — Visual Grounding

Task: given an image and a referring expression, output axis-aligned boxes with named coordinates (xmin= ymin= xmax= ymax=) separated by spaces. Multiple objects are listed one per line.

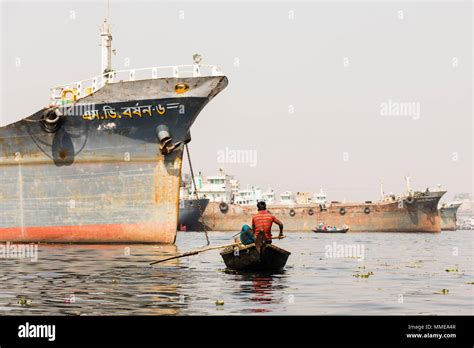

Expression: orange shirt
xmin=252 ymin=210 xmax=282 ymax=240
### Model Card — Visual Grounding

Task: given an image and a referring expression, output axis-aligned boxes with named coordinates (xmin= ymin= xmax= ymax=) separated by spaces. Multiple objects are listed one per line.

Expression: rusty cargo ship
xmin=0 ymin=19 xmax=227 ymax=243
xmin=200 ymin=181 xmax=446 ymax=233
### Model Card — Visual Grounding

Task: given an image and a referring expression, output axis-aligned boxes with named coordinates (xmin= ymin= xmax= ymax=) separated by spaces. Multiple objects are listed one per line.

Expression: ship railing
xmin=49 ymin=64 xmax=224 ymax=106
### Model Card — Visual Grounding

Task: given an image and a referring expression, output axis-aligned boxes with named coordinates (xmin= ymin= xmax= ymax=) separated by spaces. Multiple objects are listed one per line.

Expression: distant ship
xmin=194 ymin=172 xmax=446 ymax=233
xmin=0 ymin=17 xmax=227 ymax=243
xmin=176 ymin=176 xmax=210 ymax=231
xmin=439 ymin=201 xmax=463 ymax=231
xmin=458 ymin=217 xmax=474 ymax=230
xmin=178 ymin=198 xmax=209 ymax=231
xmin=204 ymin=189 xmax=446 ymax=233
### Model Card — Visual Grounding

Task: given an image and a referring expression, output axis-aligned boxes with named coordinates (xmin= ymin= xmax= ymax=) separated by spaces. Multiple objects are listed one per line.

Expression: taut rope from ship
xmin=185 ymin=143 xmax=210 ymax=246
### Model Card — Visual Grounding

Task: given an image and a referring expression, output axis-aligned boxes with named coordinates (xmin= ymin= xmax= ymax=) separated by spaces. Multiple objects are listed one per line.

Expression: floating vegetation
xmin=353 ymin=271 xmax=374 ymax=278
xmin=436 ymin=289 xmax=449 ymax=295
xmin=445 ymin=268 xmax=459 ymax=273
xmin=407 ymin=262 xmax=422 ymax=268
xmin=215 ymin=299 xmax=225 ymax=306
xmin=17 ymin=297 xmax=32 ymax=306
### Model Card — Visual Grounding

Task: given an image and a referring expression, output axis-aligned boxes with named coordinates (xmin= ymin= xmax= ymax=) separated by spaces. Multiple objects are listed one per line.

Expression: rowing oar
xmin=149 ymin=236 xmax=286 ymax=266
xmin=150 ymin=242 xmax=239 ymax=265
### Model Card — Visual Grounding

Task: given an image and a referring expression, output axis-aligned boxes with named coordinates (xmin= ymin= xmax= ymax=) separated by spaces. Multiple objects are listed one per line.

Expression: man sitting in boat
xmin=252 ymin=201 xmax=284 ymax=244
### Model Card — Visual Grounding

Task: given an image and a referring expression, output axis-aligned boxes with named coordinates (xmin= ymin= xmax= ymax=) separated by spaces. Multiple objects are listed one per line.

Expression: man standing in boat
xmin=252 ymin=201 xmax=284 ymax=244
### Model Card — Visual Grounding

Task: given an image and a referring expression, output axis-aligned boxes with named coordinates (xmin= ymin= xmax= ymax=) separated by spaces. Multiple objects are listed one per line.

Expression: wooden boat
xmin=312 ymin=227 xmax=349 ymax=234
xmin=220 ymin=243 xmax=290 ymax=272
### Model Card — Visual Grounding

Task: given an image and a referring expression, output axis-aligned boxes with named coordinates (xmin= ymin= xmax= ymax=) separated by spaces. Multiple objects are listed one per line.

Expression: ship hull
xmin=440 ymin=205 xmax=461 ymax=231
xmin=202 ymin=192 xmax=445 ymax=233
xmin=178 ymin=198 xmax=209 ymax=230
xmin=0 ymin=76 xmax=227 ymax=243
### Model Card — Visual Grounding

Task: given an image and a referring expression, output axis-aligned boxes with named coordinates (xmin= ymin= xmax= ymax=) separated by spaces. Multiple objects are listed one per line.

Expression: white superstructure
xmin=184 ymin=170 xmax=334 ymax=207
xmin=279 ymin=191 xmax=295 ymax=204
xmin=234 ymin=186 xmax=263 ymax=205
xmin=313 ymin=189 xmax=327 ymax=205
xmin=262 ymin=189 xmax=276 ymax=204
xmin=189 ymin=169 xmax=233 ymax=203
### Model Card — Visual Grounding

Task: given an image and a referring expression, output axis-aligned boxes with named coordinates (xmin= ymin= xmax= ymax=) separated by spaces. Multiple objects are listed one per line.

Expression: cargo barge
xmin=0 ymin=18 xmax=227 ymax=243
xmin=202 ymin=189 xmax=446 ymax=233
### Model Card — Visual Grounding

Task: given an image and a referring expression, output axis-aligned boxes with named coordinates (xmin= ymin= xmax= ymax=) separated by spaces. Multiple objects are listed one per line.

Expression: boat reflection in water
xmin=235 ymin=273 xmax=289 ymax=314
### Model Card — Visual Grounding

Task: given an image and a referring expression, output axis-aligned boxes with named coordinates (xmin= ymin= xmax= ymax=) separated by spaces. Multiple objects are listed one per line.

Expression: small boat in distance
xmin=313 ymin=226 xmax=349 ymax=234
xmin=220 ymin=243 xmax=290 ymax=272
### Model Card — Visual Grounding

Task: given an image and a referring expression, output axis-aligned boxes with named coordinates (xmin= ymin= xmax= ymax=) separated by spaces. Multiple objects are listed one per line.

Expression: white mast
xmin=405 ymin=176 xmax=411 ymax=195
xmin=100 ymin=2 xmax=113 ymax=75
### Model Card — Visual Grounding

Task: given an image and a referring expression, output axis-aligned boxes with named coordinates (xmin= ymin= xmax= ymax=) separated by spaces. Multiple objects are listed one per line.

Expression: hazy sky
xmin=1 ymin=0 xmax=472 ymax=202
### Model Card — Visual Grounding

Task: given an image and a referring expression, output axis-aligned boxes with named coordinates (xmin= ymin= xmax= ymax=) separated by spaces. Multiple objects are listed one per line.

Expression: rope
xmin=185 ymin=143 xmax=210 ymax=246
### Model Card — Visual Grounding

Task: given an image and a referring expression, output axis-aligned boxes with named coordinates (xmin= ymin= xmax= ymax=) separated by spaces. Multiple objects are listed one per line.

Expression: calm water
xmin=0 ymin=231 xmax=472 ymax=315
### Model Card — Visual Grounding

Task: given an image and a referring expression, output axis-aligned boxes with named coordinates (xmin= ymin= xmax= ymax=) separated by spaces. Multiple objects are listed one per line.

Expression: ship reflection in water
xmin=0 ymin=231 xmax=472 ymax=315
xmin=0 ymin=244 xmax=182 ymax=315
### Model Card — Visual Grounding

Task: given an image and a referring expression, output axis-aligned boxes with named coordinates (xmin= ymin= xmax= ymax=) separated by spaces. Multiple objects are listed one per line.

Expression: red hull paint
xmin=0 ymin=223 xmax=176 ymax=244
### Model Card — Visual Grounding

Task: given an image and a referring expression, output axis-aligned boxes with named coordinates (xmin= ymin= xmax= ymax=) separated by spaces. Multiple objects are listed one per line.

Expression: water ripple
xmin=0 ymin=231 xmax=472 ymax=315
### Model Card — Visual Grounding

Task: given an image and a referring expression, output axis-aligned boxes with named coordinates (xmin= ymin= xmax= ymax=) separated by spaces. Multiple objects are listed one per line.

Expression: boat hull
xmin=0 ymin=76 xmax=228 ymax=243
xmin=312 ymin=228 xmax=349 ymax=234
xmin=220 ymin=243 xmax=290 ymax=272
